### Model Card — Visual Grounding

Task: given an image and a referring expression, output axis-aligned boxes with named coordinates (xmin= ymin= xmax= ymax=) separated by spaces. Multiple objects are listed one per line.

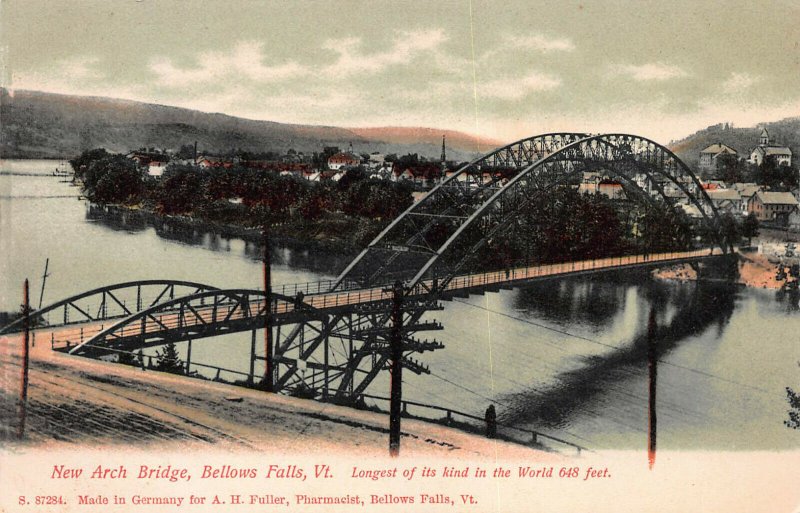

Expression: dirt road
xmin=0 ymin=332 xmax=557 ymax=460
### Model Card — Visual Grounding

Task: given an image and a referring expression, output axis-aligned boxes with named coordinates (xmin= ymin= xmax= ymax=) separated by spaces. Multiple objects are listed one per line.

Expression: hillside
xmin=0 ymin=89 xmax=496 ymax=161
xmin=668 ymin=117 xmax=800 ymax=169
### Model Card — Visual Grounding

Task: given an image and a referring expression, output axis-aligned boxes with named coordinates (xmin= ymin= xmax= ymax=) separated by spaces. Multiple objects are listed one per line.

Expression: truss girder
xmin=0 ymin=280 xmax=221 ymax=335
xmin=333 ymin=133 xmax=723 ymax=296
xmin=331 ymin=133 xmax=590 ymax=290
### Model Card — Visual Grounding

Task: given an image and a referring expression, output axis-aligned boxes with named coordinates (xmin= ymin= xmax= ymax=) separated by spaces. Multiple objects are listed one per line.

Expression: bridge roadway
xmin=29 ymin=248 xmax=722 ymax=351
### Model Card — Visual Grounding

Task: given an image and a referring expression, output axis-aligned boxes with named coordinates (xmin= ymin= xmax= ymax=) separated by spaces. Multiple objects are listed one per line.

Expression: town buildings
xmin=748 ymin=191 xmax=799 ymax=224
xmin=699 ymin=143 xmax=738 ymax=171
xmin=327 ymin=152 xmax=361 ymax=170
xmin=749 ymin=128 xmax=792 ymax=166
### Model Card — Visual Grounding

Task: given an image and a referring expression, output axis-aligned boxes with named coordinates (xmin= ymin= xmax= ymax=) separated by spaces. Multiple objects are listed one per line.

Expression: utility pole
xmin=647 ymin=307 xmax=658 ymax=469
xmin=440 ymin=135 xmax=447 ymax=184
xmin=263 ymin=229 xmax=274 ymax=392
xmin=389 ymin=280 xmax=404 ymax=457
xmin=38 ymin=258 xmax=50 ymax=310
xmin=17 ymin=279 xmax=30 ymax=440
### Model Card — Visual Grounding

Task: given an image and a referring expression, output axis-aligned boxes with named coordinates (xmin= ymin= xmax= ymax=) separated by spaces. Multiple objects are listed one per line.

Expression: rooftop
xmin=700 ymin=143 xmax=737 ymax=155
xmin=756 ymin=191 xmax=799 ymax=205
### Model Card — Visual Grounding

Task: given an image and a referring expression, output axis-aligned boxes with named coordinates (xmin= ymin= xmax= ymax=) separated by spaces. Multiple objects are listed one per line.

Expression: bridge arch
xmin=0 ymin=280 xmax=221 ymax=335
xmin=333 ymin=133 xmax=723 ymax=293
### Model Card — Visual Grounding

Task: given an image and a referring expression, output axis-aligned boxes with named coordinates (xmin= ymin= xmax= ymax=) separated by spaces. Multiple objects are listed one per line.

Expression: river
xmin=1 ymin=159 xmax=798 ymax=451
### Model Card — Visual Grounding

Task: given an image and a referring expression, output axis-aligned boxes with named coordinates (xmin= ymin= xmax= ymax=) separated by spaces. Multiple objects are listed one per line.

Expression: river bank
xmin=89 ymin=203 xmax=366 ymax=257
xmin=0 ymin=331 xmax=557 ymax=460
xmin=652 ymin=250 xmax=797 ymax=289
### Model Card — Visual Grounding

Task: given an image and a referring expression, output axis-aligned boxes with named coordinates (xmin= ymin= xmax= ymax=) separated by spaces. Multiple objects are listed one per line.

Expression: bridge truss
xmin=333 ymin=133 xmax=723 ymax=294
xmin=62 ymin=287 xmax=445 ymax=400
xmin=4 ymin=133 xmax=725 ymax=402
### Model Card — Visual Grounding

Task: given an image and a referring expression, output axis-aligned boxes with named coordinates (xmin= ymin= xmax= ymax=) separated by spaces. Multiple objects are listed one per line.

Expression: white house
xmin=749 ymin=128 xmax=792 ymax=166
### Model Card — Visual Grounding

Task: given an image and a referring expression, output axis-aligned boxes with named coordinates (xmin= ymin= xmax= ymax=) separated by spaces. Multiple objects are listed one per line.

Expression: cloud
xmin=614 ymin=62 xmax=688 ymax=81
xmin=10 ymin=55 xmax=143 ymax=100
xmin=721 ymin=72 xmax=760 ymax=93
xmin=12 ymin=55 xmax=102 ymax=88
xmin=478 ymin=72 xmax=561 ymax=100
xmin=504 ymin=34 xmax=575 ymax=52
xmin=321 ymin=29 xmax=448 ymax=77
xmin=149 ymin=41 xmax=307 ymax=87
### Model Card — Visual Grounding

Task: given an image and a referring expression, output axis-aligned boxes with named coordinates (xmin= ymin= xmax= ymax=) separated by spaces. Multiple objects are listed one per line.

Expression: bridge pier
xmin=692 ymin=253 xmax=739 ymax=283
xmin=249 ymin=329 xmax=257 ymax=385
xmin=186 ymin=338 xmax=192 ymax=375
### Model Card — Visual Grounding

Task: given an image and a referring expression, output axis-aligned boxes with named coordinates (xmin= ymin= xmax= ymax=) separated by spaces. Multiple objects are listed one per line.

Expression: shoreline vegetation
xmin=68 ymin=149 xmax=728 ymax=274
xmin=69 ymin=149 xmax=417 ymax=253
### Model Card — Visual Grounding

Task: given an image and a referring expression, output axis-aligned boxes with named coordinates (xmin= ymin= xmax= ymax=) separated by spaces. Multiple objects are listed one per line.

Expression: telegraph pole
xmin=38 ymin=258 xmax=50 ymax=310
xmin=389 ymin=280 xmax=404 ymax=457
xmin=263 ymin=229 xmax=274 ymax=392
xmin=17 ymin=279 xmax=31 ymax=440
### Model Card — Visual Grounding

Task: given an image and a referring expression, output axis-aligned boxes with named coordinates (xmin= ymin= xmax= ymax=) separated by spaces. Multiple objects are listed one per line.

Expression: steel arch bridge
xmin=332 ymin=132 xmax=723 ymax=295
xmin=5 ymin=133 xmax=729 ymax=402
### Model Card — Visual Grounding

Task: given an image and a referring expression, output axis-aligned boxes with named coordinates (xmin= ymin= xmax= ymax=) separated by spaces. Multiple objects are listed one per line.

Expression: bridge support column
xmin=186 ymin=339 xmax=192 ymax=375
xmin=249 ymin=329 xmax=257 ymax=385
xmin=263 ymin=229 xmax=274 ymax=393
xmin=694 ymin=253 xmax=739 ymax=283
xmin=323 ymin=320 xmax=330 ymax=401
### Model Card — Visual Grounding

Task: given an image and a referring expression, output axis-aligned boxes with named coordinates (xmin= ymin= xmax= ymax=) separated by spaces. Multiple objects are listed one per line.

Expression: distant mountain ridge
xmin=0 ymin=89 xmax=500 ymax=161
xmin=668 ymin=117 xmax=800 ymax=168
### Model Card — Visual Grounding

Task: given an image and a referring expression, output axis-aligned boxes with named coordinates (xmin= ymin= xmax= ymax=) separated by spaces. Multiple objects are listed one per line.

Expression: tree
xmin=81 ymin=155 xmax=144 ymax=205
xmin=787 ymin=363 xmax=800 ymax=430
xmin=154 ymin=342 xmax=184 ymax=374
xmin=758 ymin=156 xmax=799 ymax=191
xmin=176 ymin=143 xmax=196 ymax=160
xmin=69 ymin=148 xmax=111 ymax=179
xmin=741 ymin=212 xmax=759 ymax=246
xmin=118 ymin=349 xmax=145 ymax=367
xmin=337 ymin=168 xmax=366 ymax=190
xmin=718 ymin=212 xmax=741 ymax=250
xmin=714 ymin=154 xmax=755 ymax=184
xmin=156 ymin=165 xmax=203 ymax=214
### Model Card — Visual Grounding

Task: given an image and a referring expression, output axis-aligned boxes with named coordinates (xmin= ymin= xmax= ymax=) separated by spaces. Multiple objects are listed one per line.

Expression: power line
xmin=452 ymin=298 xmax=772 ymax=395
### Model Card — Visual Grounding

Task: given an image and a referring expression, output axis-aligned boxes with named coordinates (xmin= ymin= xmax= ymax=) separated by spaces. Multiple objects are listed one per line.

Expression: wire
xmin=452 ymin=297 xmax=772 ymax=395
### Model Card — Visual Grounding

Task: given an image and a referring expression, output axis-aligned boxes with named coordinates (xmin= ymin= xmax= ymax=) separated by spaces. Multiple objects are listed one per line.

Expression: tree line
xmin=70 ymin=149 xmax=414 ymax=246
xmin=70 ymin=148 xmax=758 ymax=263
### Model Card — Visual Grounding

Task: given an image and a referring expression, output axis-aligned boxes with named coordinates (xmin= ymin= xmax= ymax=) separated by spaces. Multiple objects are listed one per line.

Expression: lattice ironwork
xmin=0 ymin=280 xmax=220 ymax=335
xmin=332 ymin=133 xmax=724 ymax=295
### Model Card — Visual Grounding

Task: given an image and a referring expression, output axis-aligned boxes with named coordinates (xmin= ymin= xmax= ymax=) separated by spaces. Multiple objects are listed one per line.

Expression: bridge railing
xmin=273 ymin=278 xmax=362 ymax=297
xmin=359 ymin=393 xmax=585 ymax=455
xmin=413 ymin=248 xmax=721 ymax=296
xmin=53 ymin=342 xmax=260 ymax=384
xmin=31 ymin=248 xmax=724 ymax=348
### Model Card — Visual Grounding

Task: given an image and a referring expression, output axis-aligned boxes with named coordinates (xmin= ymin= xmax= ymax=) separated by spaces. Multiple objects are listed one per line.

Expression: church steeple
xmin=759 ymin=127 xmax=770 ymax=146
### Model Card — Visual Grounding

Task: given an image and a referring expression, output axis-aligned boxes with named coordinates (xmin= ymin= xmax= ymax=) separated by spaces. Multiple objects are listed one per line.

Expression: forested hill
xmin=668 ymin=117 xmax=800 ymax=168
xmin=0 ymin=88 xmax=499 ymax=160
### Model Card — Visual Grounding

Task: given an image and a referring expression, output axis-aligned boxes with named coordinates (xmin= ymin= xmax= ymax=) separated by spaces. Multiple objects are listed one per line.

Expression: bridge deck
xmin=26 ymin=248 xmax=722 ymax=349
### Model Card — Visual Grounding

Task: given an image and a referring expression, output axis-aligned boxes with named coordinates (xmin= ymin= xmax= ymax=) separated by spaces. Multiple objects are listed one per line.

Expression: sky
xmin=2 ymin=0 xmax=799 ymax=144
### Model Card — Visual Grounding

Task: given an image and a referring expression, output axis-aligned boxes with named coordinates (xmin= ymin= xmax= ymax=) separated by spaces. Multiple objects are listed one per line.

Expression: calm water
xmin=1 ymin=159 xmax=798 ymax=450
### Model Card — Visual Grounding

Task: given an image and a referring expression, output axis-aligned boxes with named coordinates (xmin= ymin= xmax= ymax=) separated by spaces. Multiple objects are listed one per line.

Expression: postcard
xmin=1 ymin=1 xmax=799 ymax=512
